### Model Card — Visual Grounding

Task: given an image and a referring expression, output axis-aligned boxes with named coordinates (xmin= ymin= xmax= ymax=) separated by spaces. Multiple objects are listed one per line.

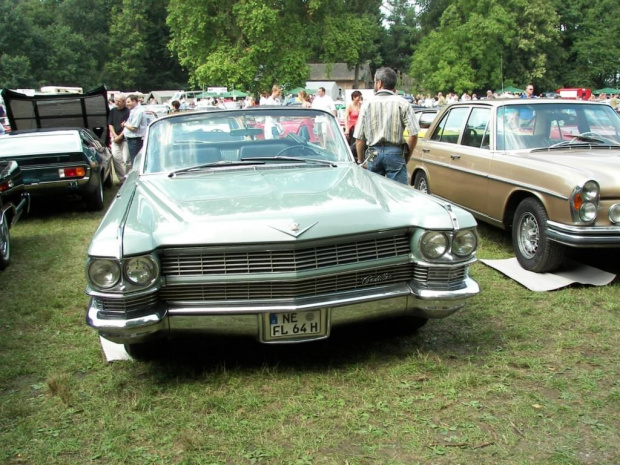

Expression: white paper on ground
xmin=480 ymin=258 xmax=616 ymax=292
xmin=99 ymin=336 xmax=132 ymax=362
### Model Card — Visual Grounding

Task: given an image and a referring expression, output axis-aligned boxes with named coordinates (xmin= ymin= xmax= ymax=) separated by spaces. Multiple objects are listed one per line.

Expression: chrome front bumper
xmin=87 ymin=278 xmax=480 ymax=344
xmin=546 ymin=220 xmax=620 ymax=247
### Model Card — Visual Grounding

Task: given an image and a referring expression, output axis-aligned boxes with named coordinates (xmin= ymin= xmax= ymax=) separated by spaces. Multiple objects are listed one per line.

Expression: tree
xmin=410 ymin=0 xmax=561 ymax=94
xmin=380 ymin=0 xmax=420 ymax=74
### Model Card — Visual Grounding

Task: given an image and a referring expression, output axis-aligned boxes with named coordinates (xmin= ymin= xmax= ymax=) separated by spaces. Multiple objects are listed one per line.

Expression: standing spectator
xmin=265 ymin=85 xmax=282 ymax=105
xmin=354 ymin=67 xmax=419 ymax=185
xmin=311 ymin=87 xmax=337 ymax=116
xmin=170 ymin=100 xmax=181 ymax=113
xmin=486 ymin=90 xmax=495 ymax=99
xmin=521 ymin=85 xmax=536 ymax=99
xmin=311 ymin=87 xmax=337 ymax=147
xmin=122 ymin=94 xmax=146 ymax=163
xmin=344 ymin=90 xmax=362 ymax=145
xmin=107 ymin=94 xmax=131 ymax=183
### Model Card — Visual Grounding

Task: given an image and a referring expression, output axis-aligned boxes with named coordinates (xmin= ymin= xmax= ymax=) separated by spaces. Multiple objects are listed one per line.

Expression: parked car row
xmin=0 ymin=86 xmax=114 ymax=269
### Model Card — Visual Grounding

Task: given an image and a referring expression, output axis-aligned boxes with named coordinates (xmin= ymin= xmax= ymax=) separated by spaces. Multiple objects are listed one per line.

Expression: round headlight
xmin=124 ymin=256 xmax=158 ymax=285
xmin=579 ymin=202 xmax=597 ymax=222
xmin=88 ymin=259 xmax=121 ymax=289
xmin=581 ymin=181 xmax=599 ymax=202
xmin=452 ymin=230 xmax=478 ymax=257
xmin=609 ymin=204 xmax=620 ymax=224
xmin=420 ymin=231 xmax=448 ymax=259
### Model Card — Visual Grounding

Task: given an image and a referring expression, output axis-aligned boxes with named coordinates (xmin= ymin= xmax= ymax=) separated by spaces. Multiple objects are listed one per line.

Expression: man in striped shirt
xmin=354 ymin=67 xmax=419 ymax=185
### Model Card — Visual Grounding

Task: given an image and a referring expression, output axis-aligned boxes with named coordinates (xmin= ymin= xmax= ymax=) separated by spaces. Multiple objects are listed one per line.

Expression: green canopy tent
xmin=196 ymin=91 xmax=219 ymax=98
xmin=593 ymin=88 xmax=620 ymax=95
xmin=287 ymin=87 xmax=316 ymax=96
xmin=496 ymin=86 xmax=524 ymax=94
xmin=220 ymin=90 xmax=248 ymax=98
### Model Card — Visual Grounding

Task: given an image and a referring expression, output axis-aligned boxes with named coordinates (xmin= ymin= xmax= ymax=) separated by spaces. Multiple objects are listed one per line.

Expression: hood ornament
xmin=270 ymin=221 xmax=318 ymax=238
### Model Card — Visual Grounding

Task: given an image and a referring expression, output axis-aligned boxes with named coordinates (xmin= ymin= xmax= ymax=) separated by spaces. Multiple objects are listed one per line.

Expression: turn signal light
xmin=58 ymin=167 xmax=86 ymax=178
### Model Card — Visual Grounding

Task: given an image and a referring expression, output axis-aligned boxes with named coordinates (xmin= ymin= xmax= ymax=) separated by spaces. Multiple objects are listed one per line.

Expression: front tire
xmin=512 ymin=198 xmax=564 ymax=272
xmin=413 ymin=171 xmax=430 ymax=194
xmin=0 ymin=219 xmax=10 ymax=270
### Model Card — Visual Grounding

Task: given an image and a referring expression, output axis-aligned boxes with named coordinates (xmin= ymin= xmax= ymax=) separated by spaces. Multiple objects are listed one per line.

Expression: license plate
xmin=266 ymin=309 xmax=325 ymax=341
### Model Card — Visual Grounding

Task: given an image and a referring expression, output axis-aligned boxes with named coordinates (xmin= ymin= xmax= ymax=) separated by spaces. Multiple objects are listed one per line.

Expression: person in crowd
xmin=486 ymin=90 xmax=495 ymax=99
xmin=170 ymin=100 xmax=181 ymax=112
xmin=298 ymin=90 xmax=312 ymax=108
xmin=344 ymin=90 xmax=363 ymax=145
xmin=311 ymin=87 xmax=337 ymax=147
xmin=354 ymin=67 xmax=419 ymax=185
xmin=265 ymin=85 xmax=282 ymax=105
xmin=107 ymin=94 xmax=131 ymax=183
xmin=436 ymin=92 xmax=447 ymax=106
xmin=122 ymin=94 xmax=146 ymax=163
xmin=521 ymin=85 xmax=536 ymax=99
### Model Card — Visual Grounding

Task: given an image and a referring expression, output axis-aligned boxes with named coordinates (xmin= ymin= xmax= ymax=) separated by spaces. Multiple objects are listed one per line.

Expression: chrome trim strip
xmin=546 ymin=220 xmax=620 ymax=246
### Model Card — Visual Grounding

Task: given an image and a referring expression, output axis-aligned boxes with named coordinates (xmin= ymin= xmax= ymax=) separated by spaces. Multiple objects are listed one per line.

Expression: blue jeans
xmin=367 ymin=145 xmax=407 ymax=185
xmin=126 ymin=137 xmax=143 ymax=163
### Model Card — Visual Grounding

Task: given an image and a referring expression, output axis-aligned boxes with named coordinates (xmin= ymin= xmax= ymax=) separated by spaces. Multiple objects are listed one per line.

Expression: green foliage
xmin=411 ymin=0 xmax=561 ymax=94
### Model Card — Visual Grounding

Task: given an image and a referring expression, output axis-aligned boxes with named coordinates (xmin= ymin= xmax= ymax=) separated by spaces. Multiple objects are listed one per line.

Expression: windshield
xmin=143 ymin=108 xmax=351 ymax=174
xmin=496 ymin=103 xmax=620 ymax=150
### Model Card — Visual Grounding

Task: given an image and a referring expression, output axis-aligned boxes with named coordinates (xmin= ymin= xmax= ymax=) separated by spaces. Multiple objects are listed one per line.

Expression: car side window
xmin=430 ymin=107 xmax=469 ymax=144
xmin=462 ymin=108 xmax=491 ymax=149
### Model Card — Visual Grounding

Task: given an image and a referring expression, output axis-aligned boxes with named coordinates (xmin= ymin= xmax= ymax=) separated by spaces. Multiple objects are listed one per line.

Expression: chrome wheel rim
xmin=518 ymin=212 xmax=539 ymax=259
xmin=417 ymin=178 xmax=428 ymax=194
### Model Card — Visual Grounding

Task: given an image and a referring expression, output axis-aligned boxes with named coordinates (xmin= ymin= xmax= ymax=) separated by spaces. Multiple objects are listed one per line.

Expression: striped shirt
xmin=353 ymin=90 xmax=419 ymax=146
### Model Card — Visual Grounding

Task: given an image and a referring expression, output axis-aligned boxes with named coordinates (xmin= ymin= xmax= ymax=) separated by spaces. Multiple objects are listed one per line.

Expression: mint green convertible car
xmin=85 ymin=107 xmax=480 ymax=356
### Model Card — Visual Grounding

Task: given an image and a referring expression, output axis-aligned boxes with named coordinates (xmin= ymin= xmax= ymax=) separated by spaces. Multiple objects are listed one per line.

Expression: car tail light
xmin=58 ymin=167 xmax=86 ymax=178
xmin=0 ymin=180 xmax=14 ymax=192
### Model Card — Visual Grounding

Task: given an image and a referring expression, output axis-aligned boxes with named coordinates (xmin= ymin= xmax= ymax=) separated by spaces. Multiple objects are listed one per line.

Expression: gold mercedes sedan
xmin=407 ymin=98 xmax=620 ymax=273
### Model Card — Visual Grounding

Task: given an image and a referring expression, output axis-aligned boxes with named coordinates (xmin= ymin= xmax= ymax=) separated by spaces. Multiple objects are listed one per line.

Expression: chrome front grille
xmin=161 ymin=235 xmax=410 ymax=276
xmin=96 ymin=292 xmax=159 ymax=318
xmin=160 ymin=264 xmax=414 ymax=301
xmin=413 ymin=264 xmax=469 ymax=290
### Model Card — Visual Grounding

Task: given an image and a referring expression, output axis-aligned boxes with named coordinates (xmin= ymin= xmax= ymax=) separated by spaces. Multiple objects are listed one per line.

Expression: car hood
xmin=519 ymin=148 xmax=620 ymax=195
xmin=0 ymin=86 xmax=109 ymax=143
xmin=90 ymin=165 xmax=477 ymax=256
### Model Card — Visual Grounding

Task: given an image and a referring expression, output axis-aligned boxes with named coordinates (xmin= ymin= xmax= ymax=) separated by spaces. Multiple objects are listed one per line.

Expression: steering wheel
xmin=276 ymin=145 xmax=319 ymax=157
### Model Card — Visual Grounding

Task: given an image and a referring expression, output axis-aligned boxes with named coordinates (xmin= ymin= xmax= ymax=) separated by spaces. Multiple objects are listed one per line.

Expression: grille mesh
xmin=161 ymin=235 xmax=411 ymax=276
xmin=159 ymin=264 xmax=414 ymax=301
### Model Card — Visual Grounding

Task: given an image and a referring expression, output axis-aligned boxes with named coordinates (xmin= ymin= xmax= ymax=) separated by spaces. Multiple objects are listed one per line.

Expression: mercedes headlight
xmin=88 ymin=259 xmax=121 ymax=289
xmin=581 ymin=181 xmax=599 ymax=202
xmin=124 ymin=256 xmax=159 ymax=285
xmin=452 ymin=230 xmax=478 ymax=257
xmin=420 ymin=231 xmax=448 ymax=259
xmin=579 ymin=203 xmax=598 ymax=222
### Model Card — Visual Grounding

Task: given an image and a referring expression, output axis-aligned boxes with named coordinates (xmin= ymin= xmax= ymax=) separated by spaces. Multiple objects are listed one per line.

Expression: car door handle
xmin=450 ymin=154 xmax=461 ymax=160
xmin=422 ymin=148 xmax=430 ymax=153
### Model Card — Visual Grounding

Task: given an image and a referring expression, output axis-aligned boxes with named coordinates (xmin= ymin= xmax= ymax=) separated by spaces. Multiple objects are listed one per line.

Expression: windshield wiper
xmin=169 ymin=160 xmax=265 ymax=177
xmin=548 ymin=132 xmax=619 ymax=148
xmin=240 ymin=156 xmax=337 ymax=167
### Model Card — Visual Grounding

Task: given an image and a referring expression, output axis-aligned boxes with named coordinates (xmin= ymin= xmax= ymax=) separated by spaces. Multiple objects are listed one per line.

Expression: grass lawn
xmin=1 ymin=189 xmax=619 ymax=464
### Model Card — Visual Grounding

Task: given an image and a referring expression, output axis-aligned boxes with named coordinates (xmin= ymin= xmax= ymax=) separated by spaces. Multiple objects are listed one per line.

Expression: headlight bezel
xmin=452 ymin=230 xmax=478 ymax=257
xmin=87 ymin=254 xmax=160 ymax=291
xmin=609 ymin=203 xmax=620 ymax=224
xmin=124 ymin=255 xmax=159 ymax=286
xmin=87 ymin=259 xmax=122 ymax=290
xmin=420 ymin=231 xmax=449 ymax=260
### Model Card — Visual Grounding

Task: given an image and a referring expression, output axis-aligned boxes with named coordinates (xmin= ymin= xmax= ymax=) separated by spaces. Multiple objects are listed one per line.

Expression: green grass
xmin=1 ymin=191 xmax=619 ymax=464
